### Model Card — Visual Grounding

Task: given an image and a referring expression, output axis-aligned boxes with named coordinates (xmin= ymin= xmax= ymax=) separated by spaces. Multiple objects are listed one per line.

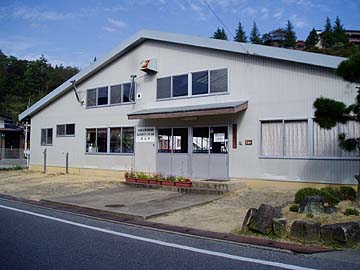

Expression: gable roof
xmin=19 ymin=29 xmax=346 ymax=121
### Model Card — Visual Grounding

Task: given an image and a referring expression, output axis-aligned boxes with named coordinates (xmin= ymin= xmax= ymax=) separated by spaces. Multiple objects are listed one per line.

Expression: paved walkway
xmin=44 ymin=185 xmax=221 ymax=219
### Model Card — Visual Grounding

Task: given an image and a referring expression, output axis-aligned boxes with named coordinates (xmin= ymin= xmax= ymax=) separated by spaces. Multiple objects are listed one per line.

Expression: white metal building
xmin=19 ymin=30 xmax=359 ymax=184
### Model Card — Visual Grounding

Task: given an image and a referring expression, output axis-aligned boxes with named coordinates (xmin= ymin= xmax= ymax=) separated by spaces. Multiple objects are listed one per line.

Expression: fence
xmin=0 ymin=148 xmax=27 ymax=167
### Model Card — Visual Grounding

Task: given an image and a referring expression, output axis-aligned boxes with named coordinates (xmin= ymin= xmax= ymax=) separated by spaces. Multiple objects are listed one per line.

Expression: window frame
xmin=56 ymin=123 xmax=75 ymax=137
xmin=156 ymin=68 xmax=229 ymax=101
xmin=85 ymin=126 xmax=135 ymax=155
xmin=259 ymin=117 xmax=359 ymax=160
xmin=41 ymin=128 xmax=53 ymax=146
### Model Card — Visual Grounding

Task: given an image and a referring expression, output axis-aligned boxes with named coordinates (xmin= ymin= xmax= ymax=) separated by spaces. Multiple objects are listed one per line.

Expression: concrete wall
xmin=29 ymin=40 xmax=359 ymax=184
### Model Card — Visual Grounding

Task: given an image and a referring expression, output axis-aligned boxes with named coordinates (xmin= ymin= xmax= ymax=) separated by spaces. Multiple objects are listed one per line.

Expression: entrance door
xmin=190 ymin=126 xmax=229 ymax=179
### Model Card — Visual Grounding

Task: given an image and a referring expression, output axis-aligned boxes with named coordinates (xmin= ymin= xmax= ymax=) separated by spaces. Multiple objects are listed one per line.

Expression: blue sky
xmin=0 ymin=0 xmax=359 ymax=69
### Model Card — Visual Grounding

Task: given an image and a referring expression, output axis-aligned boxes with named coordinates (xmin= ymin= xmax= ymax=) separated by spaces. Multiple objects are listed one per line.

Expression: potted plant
xmin=125 ymin=171 xmax=136 ymax=183
xmin=175 ymin=176 xmax=192 ymax=187
xmin=136 ymin=172 xmax=150 ymax=184
xmin=149 ymin=173 xmax=162 ymax=185
xmin=161 ymin=175 xmax=176 ymax=186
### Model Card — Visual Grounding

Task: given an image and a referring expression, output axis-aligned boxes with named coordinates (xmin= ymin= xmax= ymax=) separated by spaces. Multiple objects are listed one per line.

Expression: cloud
xmin=107 ymin=18 xmax=126 ymax=28
xmin=102 ymin=26 xmax=116 ymax=32
xmin=13 ymin=7 xmax=75 ymax=21
xmin=242 ymin=7 xmax=257 ymax=18
xmin=289 ymin=14 xmax=308 ymax=29
xmin=273 ymin=10 xmax=283 ymax=19
xmin=260 ymin=7 xmax=269 ymax=19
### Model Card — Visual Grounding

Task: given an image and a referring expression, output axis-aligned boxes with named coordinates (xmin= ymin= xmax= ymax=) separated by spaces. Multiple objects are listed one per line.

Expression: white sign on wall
xmin=136 ymin=127 xmax=156 ymax=142
xmin=214 ymin=133 xmax=225 ymax=142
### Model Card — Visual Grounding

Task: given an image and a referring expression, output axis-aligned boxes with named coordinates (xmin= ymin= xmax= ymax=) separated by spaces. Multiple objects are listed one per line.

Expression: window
xmin=56 ymin=124 xmax=75 ymax=137
xmin=87 ymin=89 xmax=96 ymax=107
xmin=86 ymin=128 xmax=107 ymax=153
xmin=123 ymin=83 xmax=132 ymax=103
xmin=97 ymin=87 xmax=108 ymax=105
xmin=86 ymin=87 xmax=109 ymax=107
xmin=193 ymin=127 xmax=209 ymax=153
xmin=261 ymin=121 xmax=283 ymax=156
xmin=210 ymin=68 xmax=227 ymax=93
xmin=41 ymin=128 xmax=53 ymax=146
xmin=172 ymin=75 xmax=188 ymax=97
xmin=284 ymin=120 xmax=307 ymax=156
xmin=87 ymin=127 xmax=134 ymax=154
xmin=172 ymin=128 xmax=188 ymax=153
xmin=192 ymin=71 xmax=208 ymax=95
xmin=210 ymin=126 xmax=228 ymax=154
xmin=158 ymin=128 xmax=172 ymax=152
xmin=110 ymin=85 xmax=122 ymax=104
xmin=157 ymin=77 xmax=171 ymax=99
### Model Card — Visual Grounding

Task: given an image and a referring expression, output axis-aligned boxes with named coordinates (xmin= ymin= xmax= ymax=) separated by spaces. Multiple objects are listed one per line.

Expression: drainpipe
xmin=43 ymin=148 xmax=47 ymax=173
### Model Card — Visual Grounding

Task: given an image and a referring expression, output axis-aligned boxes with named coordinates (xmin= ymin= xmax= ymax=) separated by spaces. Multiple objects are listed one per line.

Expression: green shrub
xmin=339 ymin=186 xmax=357 ymax=201
xmin=136 ymin=172 xmax=149 ymax=179
xmin=320 ymin=187 xmax=341 ymax=208
xmin=344 ymin=208 xmax=360 ymax=216
xmin=294 ymin=188 xmax=322 ymax=203
xmin=289 ymin=204 xmax=299 ymax=212
xmin=166 ymin=175 xmax=176 ymax=182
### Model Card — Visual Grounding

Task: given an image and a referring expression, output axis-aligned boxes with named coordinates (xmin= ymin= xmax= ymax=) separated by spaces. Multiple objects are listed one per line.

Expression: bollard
xmin=43 ymin=148 xmax=47 ymax=173
xmin=66 ymin=152 xmax=69 ymax=174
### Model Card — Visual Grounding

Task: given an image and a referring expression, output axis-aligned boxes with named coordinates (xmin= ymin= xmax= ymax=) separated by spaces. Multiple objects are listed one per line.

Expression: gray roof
xmin=128 ymin=101 xmax=248 ymax=117
xmin=19 ymin=30 xmax=346 ymax=120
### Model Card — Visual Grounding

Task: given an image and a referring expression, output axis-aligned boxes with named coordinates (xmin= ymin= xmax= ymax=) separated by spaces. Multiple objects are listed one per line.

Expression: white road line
xmin=0 ymin=204 xmax=316 ymax=270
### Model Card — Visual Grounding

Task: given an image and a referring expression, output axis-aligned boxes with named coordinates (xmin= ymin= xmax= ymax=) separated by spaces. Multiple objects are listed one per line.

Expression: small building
xmin=19 ymin=30 xmax=359 ymax=184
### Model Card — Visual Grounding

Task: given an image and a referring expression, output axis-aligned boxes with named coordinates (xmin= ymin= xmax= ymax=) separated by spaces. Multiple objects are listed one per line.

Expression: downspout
xmin=70 ymin=80 xmax=84 ymax=105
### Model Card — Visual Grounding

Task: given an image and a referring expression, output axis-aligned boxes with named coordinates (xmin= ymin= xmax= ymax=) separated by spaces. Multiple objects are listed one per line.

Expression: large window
xmin=41 ymin=128 xmax=53 ymax=146
xmin=193 ymin=127 xmax=209 ymax=153
xmin=87 ymin=127 xmax=134 ymax=154
xmin=87 ymin=87 xmax=108 ymax=107
xmin=158 ymin=128 xmax=188 ymax=153
xmin=88 ymin=83 xmax=134 ymax=108
xmin=110 ymin=83 xmax=133 ymax=105
xmin=260 ymin=119 xmax=359 ymax=159
xmin=157 ymin=68 xmax=228 ymax=100
xmin=56 ymin=124 xmax=75 ymax=137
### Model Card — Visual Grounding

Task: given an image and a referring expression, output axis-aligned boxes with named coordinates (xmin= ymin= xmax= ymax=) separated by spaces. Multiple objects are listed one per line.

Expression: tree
xmin=284 ymin=20 xmax=297 ymax=48
xmin=313 ymin=53 xmax=360 ymax=197
xmin=322 ymin=17 xmax=334 ymax=48
xmin=234 ymin=22 xmax=247 ymax=42
xmin=212 ymin=28 xmax=228 ymax=40
xmin=333 ymin=16 xmax=348 ymax=46
xmin=305 ymin=28 xmax=319 ymax=49
xmin=250 ymin=22 xmax=262 ymax=44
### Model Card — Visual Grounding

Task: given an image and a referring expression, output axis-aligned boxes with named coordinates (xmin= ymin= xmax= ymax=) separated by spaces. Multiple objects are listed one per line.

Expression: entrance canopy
xmin=128 ymin=101 xmax=248 ymax=120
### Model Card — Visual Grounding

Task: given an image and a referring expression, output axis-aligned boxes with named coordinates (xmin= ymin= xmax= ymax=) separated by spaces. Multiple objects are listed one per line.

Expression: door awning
xmin=128 ymin=101 xmax=248 ymax=120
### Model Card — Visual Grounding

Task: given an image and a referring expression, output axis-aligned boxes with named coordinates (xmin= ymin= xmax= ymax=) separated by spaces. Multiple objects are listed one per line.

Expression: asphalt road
xmin=0 ymin=198 xmax=358 ymax=270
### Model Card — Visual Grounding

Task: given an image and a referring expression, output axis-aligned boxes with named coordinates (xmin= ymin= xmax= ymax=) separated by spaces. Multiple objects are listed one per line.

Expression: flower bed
xmin=124 ymin=172 xmax=192 ymax=188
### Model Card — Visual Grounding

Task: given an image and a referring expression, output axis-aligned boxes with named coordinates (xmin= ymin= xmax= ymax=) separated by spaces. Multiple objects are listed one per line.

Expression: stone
xmin=248 ymin=204 xmax=282 ymax=234
xmin=241 ymin=208 xmax=257 ymax=232
xmin=272 ymin=218 xmax=287 ymax=238
xmin=290 ymin=220 xmax=321 ymax=242
xmin=321 ymin=222 xmax=360 ymax=246
xmin=299 ymin=195 xmax=324 ymax=215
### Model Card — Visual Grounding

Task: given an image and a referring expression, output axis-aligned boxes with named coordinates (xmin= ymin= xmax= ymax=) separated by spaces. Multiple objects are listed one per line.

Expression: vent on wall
xmin=140 ymin=59 xmax=157 ymax=74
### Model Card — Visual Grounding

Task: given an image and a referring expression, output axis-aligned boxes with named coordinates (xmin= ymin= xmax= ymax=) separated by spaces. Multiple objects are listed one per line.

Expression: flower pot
xmin=136 ymin=179 xmax=149 ymax=184
xmin=125 ymin=177 xmax=136 ymax=183
xmin=149 ymin=180 xmax=160 ymax=185
xmin=175 ymin=182 xmax=192 ymax=188
xmin=161 ymin=181 xmax=175 ymax=186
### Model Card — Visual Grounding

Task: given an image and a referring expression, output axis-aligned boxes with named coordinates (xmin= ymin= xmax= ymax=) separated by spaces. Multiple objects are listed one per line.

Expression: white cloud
xmin=107 ymin=18 xmax=126 ymax=28
xmin=102 ymin=26 xmax=116 ymax=32
xmin=242 ymin=7 xmax=257 ymax=18
xmin=13 ymin=7 xmax=75 ymax=21
xmin=260 ymin=7 xmax=269 ymax=19
xmin=273 ymin=10 xmax=283 ymax=19
xmin=290 ymin=14 xmax=308 ymax=29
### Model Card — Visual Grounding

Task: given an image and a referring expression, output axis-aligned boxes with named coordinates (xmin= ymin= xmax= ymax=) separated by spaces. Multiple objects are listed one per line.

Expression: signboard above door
xmin=136 ymin=127 xmax=155 ymax=142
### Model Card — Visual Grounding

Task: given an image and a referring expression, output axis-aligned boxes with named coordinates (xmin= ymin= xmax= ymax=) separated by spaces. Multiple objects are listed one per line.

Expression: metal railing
xmin=0 ymin=148 xmax=25 ymax=160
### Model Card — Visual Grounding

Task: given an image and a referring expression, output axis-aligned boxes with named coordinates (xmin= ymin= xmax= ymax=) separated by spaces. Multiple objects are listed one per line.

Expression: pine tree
xmin=333 ymin=16 xmax=348 ymax=46
xmin=322 ymin=17 xmax=334 ymax=48
xmin=250 ymin=22 xmax=262 ymax=44
xmin=234 ymin=22 xmax=247 ymax=42
xmin=212 ymin=28 xmax=228 ymax=40
xmin=284 ymin=20 xmax=297 ymax=48
xmin=305 ymin=28 xmax=319 ymax=49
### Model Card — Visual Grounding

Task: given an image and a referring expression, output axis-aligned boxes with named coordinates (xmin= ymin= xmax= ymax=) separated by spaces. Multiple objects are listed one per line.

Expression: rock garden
xmin=241 ymin=185 xmax=360 ymax=248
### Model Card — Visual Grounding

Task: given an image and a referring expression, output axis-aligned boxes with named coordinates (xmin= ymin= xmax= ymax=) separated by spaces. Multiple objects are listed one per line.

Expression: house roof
xmin=19 ymin=30 xmax=346 ymax=121
xmin=128 ymin=101 xmax=248 ymax=120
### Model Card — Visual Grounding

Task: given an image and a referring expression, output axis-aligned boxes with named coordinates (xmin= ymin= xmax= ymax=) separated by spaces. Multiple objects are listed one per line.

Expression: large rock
xmin=241 ymin=208 xmax=257 ymax=232
xmin=273 ymin=218 xmax=287 ymax=238
xmin=299 ymin=195 xmax=324 ymax=215
xmin=248 ymin=204 xmax=282 ymax=234
xmin=321 ymin=222 xmax=360 ymax=246
xmin=290 ymin=220 xmax=321 ymax=242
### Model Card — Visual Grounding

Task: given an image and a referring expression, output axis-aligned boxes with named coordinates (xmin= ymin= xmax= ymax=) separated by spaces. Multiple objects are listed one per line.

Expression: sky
xmin=0 ymin=0 xmax=359 ymax=69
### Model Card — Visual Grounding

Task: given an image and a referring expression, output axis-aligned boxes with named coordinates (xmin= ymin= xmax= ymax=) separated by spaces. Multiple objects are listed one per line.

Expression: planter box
xmin=136 ymin=179 xmax=149 ymax=184
xmin=149 ymin=180 xmax=161 ymax=185
xmin=161 ymin=181 xmax=175 ymax=186
xmin=125 ymin=177 xmax=136 ymax=183
xmin=175 ymin=182 xmax=192 ymax=188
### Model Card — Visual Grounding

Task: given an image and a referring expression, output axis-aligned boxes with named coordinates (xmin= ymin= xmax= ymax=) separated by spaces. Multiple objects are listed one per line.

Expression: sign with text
xmin=136 ymin=127 xmax=155 ymax=142
xmin=214 ymin=133 xmax=225 ymax=142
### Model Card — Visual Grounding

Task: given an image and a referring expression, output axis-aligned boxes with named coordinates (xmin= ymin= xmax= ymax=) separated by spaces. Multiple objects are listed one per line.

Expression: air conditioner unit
xmin=140 ymin=59 xmax=157 ymax=74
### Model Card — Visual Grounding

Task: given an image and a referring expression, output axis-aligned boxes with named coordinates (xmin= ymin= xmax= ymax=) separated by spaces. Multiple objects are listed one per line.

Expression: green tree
xmin=284 ymin=20 xmax=297 ymax=48
xmin=305 ymin=28 xmax=319 ymax=49
xmin=333 ymin=16 xmax=348 ymax=46
xmin=234 ymin=22 xmax=247 ymax=42
xmin=250 ymin=22 xmax=262 ymax=44
xmin=212 ymin=28 xmax=228 ymax=40
xmin=322 ymin=17 xmax=334 ymax=48
xmin=313 ymin=53 xmax=360 ymax=197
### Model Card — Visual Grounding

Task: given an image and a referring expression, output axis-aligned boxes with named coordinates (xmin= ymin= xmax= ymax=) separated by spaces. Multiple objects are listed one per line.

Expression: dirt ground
xmin=0 ymin=169 xmax=119 ymax=201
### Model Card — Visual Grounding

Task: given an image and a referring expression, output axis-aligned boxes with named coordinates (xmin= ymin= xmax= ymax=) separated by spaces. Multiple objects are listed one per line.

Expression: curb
xmin=0 ymin=193 xmax=333 ymax=254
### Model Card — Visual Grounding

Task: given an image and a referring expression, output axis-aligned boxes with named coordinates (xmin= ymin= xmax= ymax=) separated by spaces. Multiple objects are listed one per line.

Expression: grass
xmin=0 ymin=165 xmax=24 ymax=171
